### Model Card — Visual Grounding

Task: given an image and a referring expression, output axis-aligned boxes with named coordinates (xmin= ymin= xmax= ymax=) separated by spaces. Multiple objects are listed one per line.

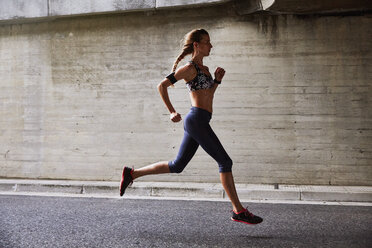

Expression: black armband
xmin=214 ymin=79 xmax=221 ymax=84
xmin=166 ymin=72 xmax=178 ymax=84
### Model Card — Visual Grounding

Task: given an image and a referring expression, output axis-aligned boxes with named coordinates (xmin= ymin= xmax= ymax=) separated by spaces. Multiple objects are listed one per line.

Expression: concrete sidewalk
xmin=1 ymin=179 xmax=372 ymax=203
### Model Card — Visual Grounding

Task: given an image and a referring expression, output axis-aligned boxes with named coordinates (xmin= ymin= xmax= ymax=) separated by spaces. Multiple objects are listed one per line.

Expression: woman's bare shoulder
xmin=175 ymin=63 xmax=197 ymax=81
xmin=178 ymin=62 xmax=196 ymax=73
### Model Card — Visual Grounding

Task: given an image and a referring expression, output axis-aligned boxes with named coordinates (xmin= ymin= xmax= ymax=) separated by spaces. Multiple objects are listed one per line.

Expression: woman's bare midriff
xmin=189 ymin=88 xmax=215 ymax=113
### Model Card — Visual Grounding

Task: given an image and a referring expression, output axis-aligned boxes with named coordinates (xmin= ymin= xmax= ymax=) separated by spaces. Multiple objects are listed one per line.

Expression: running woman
xmin=120 ymin=29 xmax=263 ymax=225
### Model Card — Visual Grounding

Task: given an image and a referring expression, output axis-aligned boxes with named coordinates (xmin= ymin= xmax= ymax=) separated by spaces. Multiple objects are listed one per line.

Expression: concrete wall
xmin=0 ymin=0 xmax=230 ymax=24
xmin=0 ymin=3 xmax=371 ymax=185
xmin=1 ymin=0 xmax=371 ymax=24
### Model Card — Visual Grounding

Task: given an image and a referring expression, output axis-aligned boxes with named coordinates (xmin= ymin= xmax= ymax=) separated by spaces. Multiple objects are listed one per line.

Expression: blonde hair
xmin=172 ymin=29 xmax=209 ymax=72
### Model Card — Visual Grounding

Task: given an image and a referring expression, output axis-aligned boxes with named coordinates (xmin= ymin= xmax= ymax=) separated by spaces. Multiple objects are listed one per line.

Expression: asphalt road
xmin=1 ymin=195 xmax=371 ymax=248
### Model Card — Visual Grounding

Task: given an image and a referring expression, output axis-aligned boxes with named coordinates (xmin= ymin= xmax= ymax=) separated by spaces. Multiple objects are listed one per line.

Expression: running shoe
xmin=119 ymin=166 xmax=133 ymax=196
xmin=231 ymin=208 xmax=263 ymax=225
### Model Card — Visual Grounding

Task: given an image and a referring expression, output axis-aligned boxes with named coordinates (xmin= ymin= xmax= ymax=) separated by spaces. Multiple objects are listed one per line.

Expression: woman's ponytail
xmin=172 ymin=45 xmax=193 ymax=72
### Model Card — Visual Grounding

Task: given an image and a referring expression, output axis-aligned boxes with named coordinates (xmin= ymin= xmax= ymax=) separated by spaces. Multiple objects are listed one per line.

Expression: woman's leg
xmin=190 ymin=122 xmax=245 ymax=212
xmin=220 ymin=172 xmax=244 ymax=212
xmin=132 ymin=131 xmax=199 ymax=180
xmin=131 ymin=161 xmax=170 ymax=180
xmin=222 ymin=171 xmax=263 ymax=224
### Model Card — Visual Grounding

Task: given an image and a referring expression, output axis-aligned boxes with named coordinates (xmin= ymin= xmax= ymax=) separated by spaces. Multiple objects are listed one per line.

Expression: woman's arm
xmin=210 ymin=82 xmax=219 ymax=94
xmin=157 ymin=65 xmax=194 ymax=122
xmin=211 ymin=66 xmax=225 ymax=94
xmin=157 ymin=79 xmax=181 ymax=122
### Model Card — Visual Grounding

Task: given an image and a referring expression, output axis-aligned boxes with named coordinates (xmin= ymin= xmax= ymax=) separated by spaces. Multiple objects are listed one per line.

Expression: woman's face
xmin=195 ymin=34 xmax=213 ymax=57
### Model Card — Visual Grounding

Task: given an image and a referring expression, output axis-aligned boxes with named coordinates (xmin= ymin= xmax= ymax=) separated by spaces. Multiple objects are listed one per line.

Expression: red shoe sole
xmin=231 ymin=217 xmax=262 ymax=225
xmin=119 ymin=167 xmax=126 ymax=196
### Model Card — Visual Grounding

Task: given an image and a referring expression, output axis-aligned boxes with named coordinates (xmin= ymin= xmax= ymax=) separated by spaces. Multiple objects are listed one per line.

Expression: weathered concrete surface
xmin=156 ymin=0 xmax=230 ymax=8
xmin=0 ymin=3 xmax=371 ymax=185
xmin=0 ymin=0 xmax=48 ymax=20
xmin=1 ymin=0 xmax=372 ymax=25
xmin=234 ymin=0 xmax=275 ymax=15
xmin=267 ymin=0 xmax=372 ymax=14
xmin=0 ymin=0 xmax=231 ymax=24
xmin=1 ymin=179 xmax=372 ymax=203
xmin=49 ymin=0 xmax=156 ymax=16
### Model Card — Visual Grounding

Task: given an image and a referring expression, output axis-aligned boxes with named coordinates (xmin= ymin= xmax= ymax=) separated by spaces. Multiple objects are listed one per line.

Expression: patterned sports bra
xmin=186 ymin=61 xmax=215 ymax=92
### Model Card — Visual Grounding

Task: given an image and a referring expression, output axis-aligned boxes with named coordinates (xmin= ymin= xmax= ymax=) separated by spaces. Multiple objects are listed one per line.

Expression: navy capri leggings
xmin=168 ymin=107 xmax=233 ymax=173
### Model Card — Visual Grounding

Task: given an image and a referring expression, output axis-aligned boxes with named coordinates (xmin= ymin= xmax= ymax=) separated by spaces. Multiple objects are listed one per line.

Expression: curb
xmin=1 ymin=179 xmax=372 ymax=203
